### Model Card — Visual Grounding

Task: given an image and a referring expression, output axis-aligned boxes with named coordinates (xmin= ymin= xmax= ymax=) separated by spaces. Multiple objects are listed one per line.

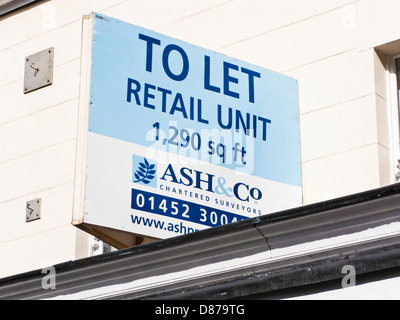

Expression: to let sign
xmin=76 ymin=13 xmax=302 ymax=243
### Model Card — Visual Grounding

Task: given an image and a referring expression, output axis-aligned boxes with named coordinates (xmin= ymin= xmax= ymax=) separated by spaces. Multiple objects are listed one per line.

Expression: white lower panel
xmin=85 ymin=132 xmax=302 ymax=239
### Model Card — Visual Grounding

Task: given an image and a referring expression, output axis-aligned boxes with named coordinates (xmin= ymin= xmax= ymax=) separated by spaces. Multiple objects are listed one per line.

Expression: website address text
xmin=130 ymin=215 xmax=200 ymax=235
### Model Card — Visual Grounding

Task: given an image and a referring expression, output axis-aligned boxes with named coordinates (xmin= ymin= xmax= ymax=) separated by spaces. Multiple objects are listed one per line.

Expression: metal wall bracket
xmin=24 ymin=47 xmax=54 ymax=94
xmin=26 ymin=198 xmax=41 ymax=222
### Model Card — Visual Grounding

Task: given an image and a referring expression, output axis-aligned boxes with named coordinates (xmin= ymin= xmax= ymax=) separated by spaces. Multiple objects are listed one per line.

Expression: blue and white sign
xmin=84 ymin=13 xmax=302 ymax=239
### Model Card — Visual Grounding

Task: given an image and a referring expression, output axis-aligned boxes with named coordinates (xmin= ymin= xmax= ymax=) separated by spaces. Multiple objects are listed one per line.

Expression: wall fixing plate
xmin=24 ymin=47 xmax=54 ymax=94
xmin=26 ymin=198 xmax=41 ymax=222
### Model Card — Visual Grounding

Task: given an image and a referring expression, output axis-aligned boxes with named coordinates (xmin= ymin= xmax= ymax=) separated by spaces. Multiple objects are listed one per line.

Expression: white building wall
xmin=0 ymin=0 xmax=398 ymax=278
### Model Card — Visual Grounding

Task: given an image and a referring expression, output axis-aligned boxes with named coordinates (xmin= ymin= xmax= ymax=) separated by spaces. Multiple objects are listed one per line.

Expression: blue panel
xmin=89 ymin=13 xmax=301 ymax=187
xmin=131 ymin=188 xmax=248 ymax=228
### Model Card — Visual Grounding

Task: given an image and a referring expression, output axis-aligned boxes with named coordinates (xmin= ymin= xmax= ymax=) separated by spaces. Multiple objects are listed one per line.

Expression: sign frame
xmin=72 ymin=13 xmax=302 ymax=248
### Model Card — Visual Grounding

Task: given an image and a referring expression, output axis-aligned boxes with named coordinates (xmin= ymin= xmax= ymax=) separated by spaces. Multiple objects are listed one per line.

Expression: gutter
xmin=1 ymin=183 xmax=400 ymax=300
xmin=0 ymin=0 xmax=40 ymax=16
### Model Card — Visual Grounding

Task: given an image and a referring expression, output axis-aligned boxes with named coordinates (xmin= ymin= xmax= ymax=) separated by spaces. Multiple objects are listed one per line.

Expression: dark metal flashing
xmin=1 ymin=183 xmax=400 ymax=300
xmin=137 ymin=237 xmax=400 ymax=300
xmin=0 ymin=0 xmax=42 ymax=17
